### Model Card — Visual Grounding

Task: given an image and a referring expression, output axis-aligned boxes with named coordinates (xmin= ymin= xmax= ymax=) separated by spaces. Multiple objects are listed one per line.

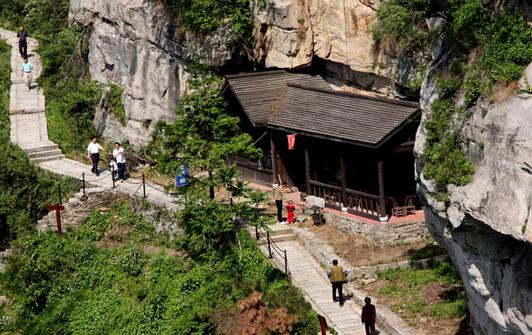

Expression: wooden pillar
xmin=270 ymin=133 xmax=278 ymax=185
xmin=378 ymin=159 xmax=386 ymax=218
xmin=340 ymin=155 xmax=347 ymax=207
xmin=304 ymin=145 xmax=311 ymax=194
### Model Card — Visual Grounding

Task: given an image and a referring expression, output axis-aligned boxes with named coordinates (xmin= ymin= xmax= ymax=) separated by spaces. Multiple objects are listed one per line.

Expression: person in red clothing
xmin=286 ymin=200 xmax=296 ymax=223
xmin=361 ymin=297 xmax=376 ymax=335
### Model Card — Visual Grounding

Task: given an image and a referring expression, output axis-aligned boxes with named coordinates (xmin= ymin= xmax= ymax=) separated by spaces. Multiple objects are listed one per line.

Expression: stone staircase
xmin=0 ymin=28 xmax=65 ymax=164
xmin=255 ymin=223 xmax=297 ymax=245
xmin=26 ymin=144 xmax=65 ymax=164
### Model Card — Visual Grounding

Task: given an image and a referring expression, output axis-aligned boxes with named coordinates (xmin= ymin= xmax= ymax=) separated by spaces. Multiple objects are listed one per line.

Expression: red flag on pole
xmin=287 ymin=134 xmax=296 ymax=150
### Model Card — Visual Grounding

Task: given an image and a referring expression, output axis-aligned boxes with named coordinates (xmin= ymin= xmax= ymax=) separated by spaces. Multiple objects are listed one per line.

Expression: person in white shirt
xmin=113 ymin=142 xmax=126 ymax=182
xmin=87 ymin=137 xmax=104 ymax=175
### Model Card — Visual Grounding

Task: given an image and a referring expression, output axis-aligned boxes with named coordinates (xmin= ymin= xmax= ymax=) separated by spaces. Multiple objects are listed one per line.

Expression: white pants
xmin=23 ymin=72 xmax=32 ymax=90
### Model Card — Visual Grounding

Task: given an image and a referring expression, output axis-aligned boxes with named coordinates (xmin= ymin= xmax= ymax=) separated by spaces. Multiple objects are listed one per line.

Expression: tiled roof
xmin=223 ymin=70 xmax=331 ymax=126
xmin=269 ymin=84 xmax=419 ymax=146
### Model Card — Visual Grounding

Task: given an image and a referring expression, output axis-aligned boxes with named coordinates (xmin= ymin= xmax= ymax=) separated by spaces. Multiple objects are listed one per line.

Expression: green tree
xmin=161 ymin=72 xmax=261 ymax=199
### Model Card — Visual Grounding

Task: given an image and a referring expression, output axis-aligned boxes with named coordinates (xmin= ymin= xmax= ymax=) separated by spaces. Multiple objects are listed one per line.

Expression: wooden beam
xmin=270 ymin=133 xmax=278 ymax=185
xmin=378 ymin=159 xmax=386 ymax=218
xmin=304 ymin=146 xmax=311 ymax=194
xmin=340 ymin=155 xmax=347 ymax=207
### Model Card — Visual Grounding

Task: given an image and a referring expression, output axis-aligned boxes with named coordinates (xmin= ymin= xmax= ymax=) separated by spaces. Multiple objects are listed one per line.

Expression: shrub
xmin=163 ymin=0 xmax=254 ymax=43
xmin=108 ymin=84 xmax=126 ymax=125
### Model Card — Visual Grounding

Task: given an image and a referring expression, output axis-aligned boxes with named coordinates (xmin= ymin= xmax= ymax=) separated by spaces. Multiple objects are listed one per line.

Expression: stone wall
xmin=38 ymin=187 xmax=180 ymax=237
xmin=321 ymin=211 xmax=429 ymax=247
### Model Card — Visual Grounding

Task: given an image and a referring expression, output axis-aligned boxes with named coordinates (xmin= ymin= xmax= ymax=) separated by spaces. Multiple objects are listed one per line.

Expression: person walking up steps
xmin=21 ymin=57 xmax=32 ymax=91
xmin=17 ymin=26 xmax=28 ymax=59
xmin=113 ymin=142 xmax=126 ymax=182
xmin=361 ymin=297 xmax=377 ymax=335
xmin=87 ymin=137 xmax=104 ymax=176
xmin=328 ymin=259 xmax=347 ymax=306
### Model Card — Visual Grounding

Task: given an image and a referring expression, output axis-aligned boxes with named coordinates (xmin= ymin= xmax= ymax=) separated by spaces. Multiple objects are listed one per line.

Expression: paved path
xmin=261 ymin=225 xmax=383 ymax=335
xmin=0 ymin=28 xmax=177 ymax=211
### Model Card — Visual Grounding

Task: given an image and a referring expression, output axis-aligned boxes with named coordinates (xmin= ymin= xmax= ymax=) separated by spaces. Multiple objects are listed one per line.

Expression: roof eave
xmin=266 ymin=125 xmax=377 ymax=149
xmin=375 ymin=109 xmax=422 ymax=150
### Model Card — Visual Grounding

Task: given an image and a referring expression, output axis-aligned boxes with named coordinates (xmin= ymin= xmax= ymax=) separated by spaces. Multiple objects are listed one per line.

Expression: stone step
xmin=30 ymin=154 xmax=65 ymax=164
xmin=27 ymin=148 xmax=63 ymax=158
xmin=257 ymin=233 xmax=296 ymax=245
xmin=268 ymin=225 xmax=294 ymax=236
xmin=25 ymin=144 xmax=59 ymax=153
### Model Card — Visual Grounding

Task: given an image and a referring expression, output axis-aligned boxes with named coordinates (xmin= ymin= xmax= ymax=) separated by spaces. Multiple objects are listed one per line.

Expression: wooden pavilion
xmin=222 ymin=71 xmax=420 ymax=220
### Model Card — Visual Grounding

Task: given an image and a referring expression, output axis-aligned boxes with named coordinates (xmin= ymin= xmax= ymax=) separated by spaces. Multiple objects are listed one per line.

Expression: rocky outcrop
xmin=252 ymin=0 xmax=428 ymax=95
xmin=69 ymin=0 xmax=242 ymax=147
xmin=415 ymin=43 xmax=532 ymax=334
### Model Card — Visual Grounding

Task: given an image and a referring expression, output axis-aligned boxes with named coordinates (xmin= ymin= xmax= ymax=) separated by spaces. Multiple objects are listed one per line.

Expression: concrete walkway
xmin=0 ymin=28 xmax=177 ymax=211
xmin=262 ymin=224 xmax=383 ymax=335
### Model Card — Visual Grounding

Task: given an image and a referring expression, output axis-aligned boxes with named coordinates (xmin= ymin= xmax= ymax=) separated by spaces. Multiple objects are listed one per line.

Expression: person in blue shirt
xmin=21 ymin=57 xmax=33 ymax=91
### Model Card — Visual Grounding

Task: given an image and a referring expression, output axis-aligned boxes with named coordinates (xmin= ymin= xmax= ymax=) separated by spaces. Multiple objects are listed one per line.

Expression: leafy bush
xmin=108 ymin=84 xmax=126 ymax=125
xmin=1 ymin=200 xmax=320 ymax=334
xmin=423 ymin=98 xmax=474 ymax=188
xmin=163 ymin=0 xmax=254 ymax=43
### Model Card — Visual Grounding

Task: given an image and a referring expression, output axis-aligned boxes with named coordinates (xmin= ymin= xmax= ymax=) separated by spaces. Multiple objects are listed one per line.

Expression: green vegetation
xmin=374 ymin=261 xmax=468 ymax=326
xmin=146 ymin=72 xmax=261 ymax=199
xmin=423 ymin=98 xmax=474 ymax=188
xmin=108 ymin=84 xmax=126 ymax=125
xmin=374 ymin=0 xmax=532 ymax=190
xmin=162 ymin=0 xmax=255 ymax=43
xmin=0 ymin=198 xmax=320 ymax=334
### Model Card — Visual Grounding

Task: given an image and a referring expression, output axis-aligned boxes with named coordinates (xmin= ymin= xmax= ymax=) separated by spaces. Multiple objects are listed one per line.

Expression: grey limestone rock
xmin=416 ymin=55 xmax=532 ymax=334
xmin=69 ymin=0 xmax=241 ymax=147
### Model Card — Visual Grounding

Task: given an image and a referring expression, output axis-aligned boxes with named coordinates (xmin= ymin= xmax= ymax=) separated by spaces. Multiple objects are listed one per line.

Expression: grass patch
xmin=368 ymin=260 xmax=468 ymax=333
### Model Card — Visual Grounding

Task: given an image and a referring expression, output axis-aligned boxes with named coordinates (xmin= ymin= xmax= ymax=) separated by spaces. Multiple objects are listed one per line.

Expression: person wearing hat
xmin=361 ymin=296 xmax=376 ymax=335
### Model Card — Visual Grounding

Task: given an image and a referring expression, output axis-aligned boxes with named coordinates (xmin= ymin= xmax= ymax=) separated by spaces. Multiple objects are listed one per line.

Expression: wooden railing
xmin=308 ymin=180 xmax=383 ymax=220
xmin=345 ymin=189 xmax=381 ymax=219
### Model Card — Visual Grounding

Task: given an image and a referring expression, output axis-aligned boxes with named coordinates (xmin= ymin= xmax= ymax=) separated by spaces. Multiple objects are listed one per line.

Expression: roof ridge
xmin=225 ymin=70 xmax=287 ymax=79
xmin=286 ymin=83 xmax=420 ymax=108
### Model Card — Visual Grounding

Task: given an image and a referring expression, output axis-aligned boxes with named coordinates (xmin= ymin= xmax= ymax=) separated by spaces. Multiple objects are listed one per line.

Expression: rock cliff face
xmin=252 ymin=0 xmax=427 ymax=95
xmin=415 ymin=44 xmax=532 ymax=334
xmin=69 ymin=0 xmax=242 ymax=146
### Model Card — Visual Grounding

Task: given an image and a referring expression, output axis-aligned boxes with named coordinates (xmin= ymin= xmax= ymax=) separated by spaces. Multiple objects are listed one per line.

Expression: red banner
xmin=287 ymin=134 xmax=296 ymax=150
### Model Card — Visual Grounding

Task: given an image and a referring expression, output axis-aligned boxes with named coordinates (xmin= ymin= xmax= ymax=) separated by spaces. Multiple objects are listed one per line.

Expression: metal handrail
xmin=255 ymin=223 xmax=290 ymax=277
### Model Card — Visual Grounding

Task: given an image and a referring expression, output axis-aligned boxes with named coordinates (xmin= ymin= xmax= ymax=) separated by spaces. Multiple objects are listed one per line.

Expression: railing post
xmin=267 ymin=231 xmax=273 ymax=258
xmin=142 ymin=174 xmax=146 ymax=198
xmin=82 ymin=172 xmax=86 ymax=197
xmin=58 ymin=184 xmax=62 ymax=205
xmin=255 ymin=223 xmax=259 ymax=240
xmin=112 ymin=167 xmax=116 ymax=189
xmin=284 ymin=250 xmax=288 ymax=274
